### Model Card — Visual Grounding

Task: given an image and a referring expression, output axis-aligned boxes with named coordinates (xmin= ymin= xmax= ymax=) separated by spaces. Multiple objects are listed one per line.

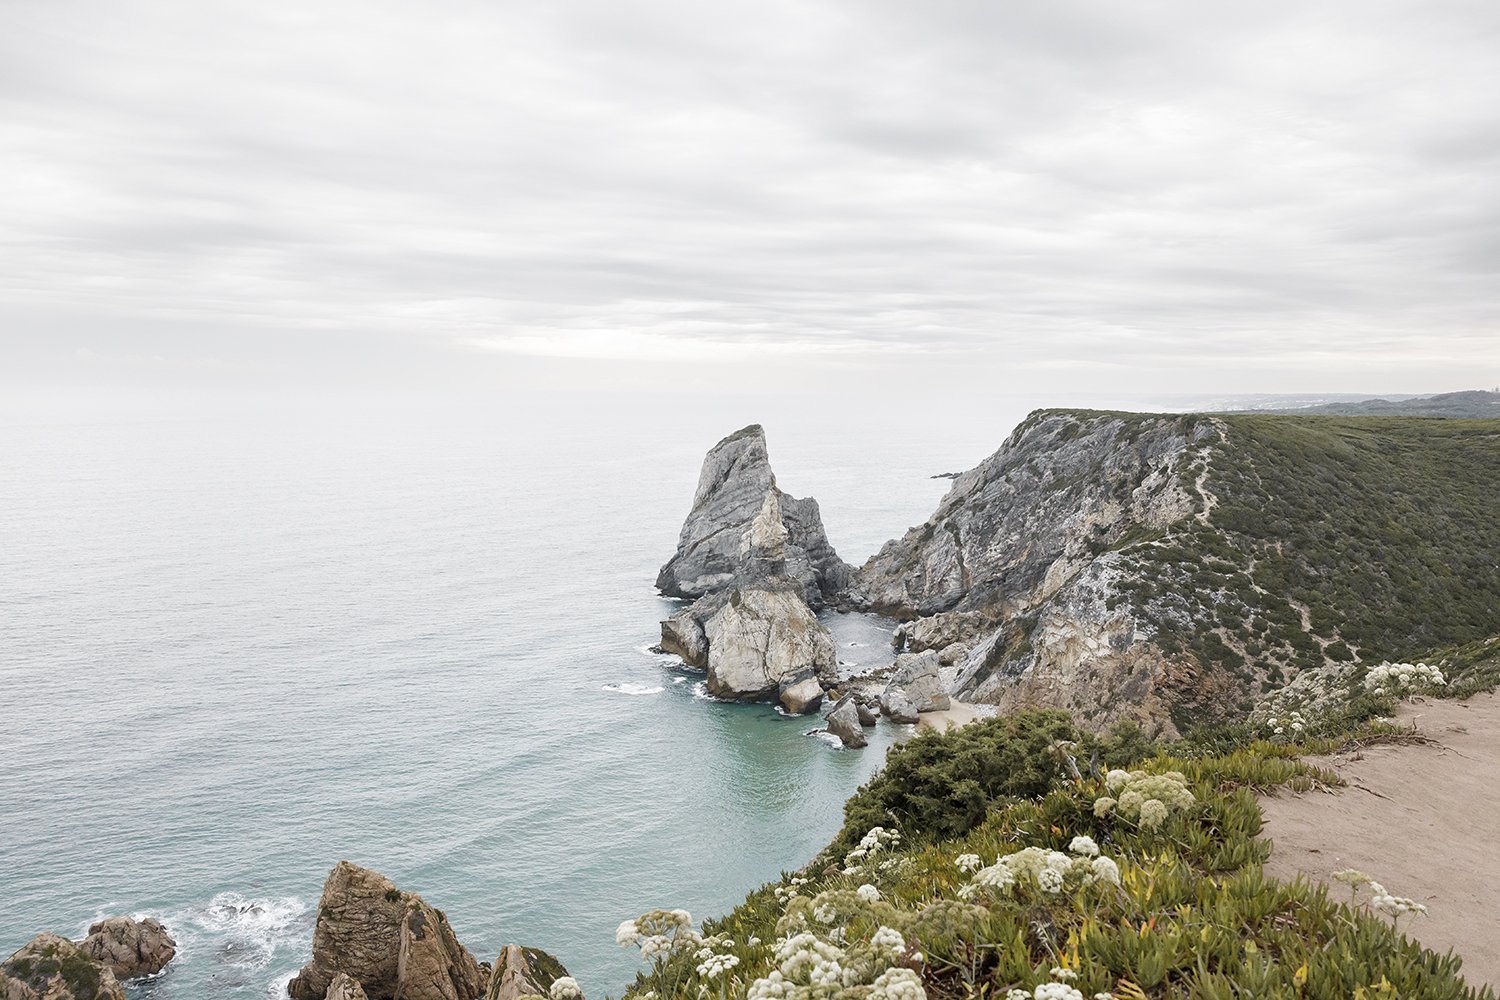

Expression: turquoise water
xmin=0 ymin=396 xmax=1029 ymax=999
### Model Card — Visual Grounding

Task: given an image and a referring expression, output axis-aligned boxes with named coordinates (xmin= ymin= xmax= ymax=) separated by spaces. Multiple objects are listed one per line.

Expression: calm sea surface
xmin=2 ymin=394 xmax=1053 ymax=999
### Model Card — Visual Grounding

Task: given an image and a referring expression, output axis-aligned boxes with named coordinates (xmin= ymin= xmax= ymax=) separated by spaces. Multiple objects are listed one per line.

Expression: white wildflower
xmin=549 ymin=977 xmax=583 ymax=1000
xmin=1050 ymin=967 xmax=1078 ymax=981
xmin=1036 ymin=867 xmax=1064 ymax=893
xmin=1007 ymin=990 xmax=1032 ymax=1000
xmin=1091 ymin=856 xmax=1121 ymax=887
xmin=955 ymin=853 xmax=982 ymax=872
xmin=870 ymin=926 xmax=905 ymax=955
xmin=615 ymin=920 xmax=639 ymax=947
xmin=696 ymin=953 xmax=741 ymax=979
xmin=870 ymin=967 xmax=925 ymax=1000
xmin=1104 ymin=769 xmax=1131 ymax=793
xmin=1034 ymin=984 xmax=1084 ymax=1000
xmin=1068 ymin=836 xmax=1099 ymax=857
xmin=856 ymin=884 xmax=881 ymax=903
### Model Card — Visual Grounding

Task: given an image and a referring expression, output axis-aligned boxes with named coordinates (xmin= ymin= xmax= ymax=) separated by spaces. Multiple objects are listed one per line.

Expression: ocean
xmin=1 ymin=392 xmax=1051 ymax=999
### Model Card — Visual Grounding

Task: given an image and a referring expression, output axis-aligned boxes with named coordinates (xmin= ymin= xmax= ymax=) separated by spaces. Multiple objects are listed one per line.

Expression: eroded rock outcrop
xmin=288 ymin=861 xmax=488 ymax=1000
xmin=657 ymin=425 xmax=852 ymax=608
xmin=485 ymin=944 xmax=570 ymax=1000
xmin=702 ymin=582 xmax=838 ymax=701
xmin=80 ymin=916 xmax=176 ymax=981
xmin=1 ymin=932 xmax=127 ymax=1000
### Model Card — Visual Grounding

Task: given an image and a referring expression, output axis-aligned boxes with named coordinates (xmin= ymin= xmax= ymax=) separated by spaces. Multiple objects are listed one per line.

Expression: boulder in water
xmin=287 ymin=861 xmax=489 ymax=1000
xmin=883 ymin=651 xmax=950 ymax=713
xmin=80 ymin=916 xmax=176 ymax=981
xmin=825 ymin=696 xmax=868 ymax=748
xmin=778 ymin=674 xmax=825 ymax=715
xmin=704 ymin=583 xmax=838 ymax=701
xmin=880 ymin=688 xmax=920 ymax=724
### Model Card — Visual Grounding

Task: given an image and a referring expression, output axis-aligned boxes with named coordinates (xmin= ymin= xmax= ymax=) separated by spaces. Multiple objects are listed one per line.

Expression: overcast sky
xmin=2 ymin=0 xmax=1498 ymax=404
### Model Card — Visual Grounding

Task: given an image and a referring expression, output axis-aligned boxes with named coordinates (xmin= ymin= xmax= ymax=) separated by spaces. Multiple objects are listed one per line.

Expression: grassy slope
xmin=1112 ymin=415 xmax=1500 ymax=725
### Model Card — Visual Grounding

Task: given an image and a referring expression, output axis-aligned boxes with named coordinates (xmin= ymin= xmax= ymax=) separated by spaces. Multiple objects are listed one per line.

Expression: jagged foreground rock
xmin=288 ymin=861 xmax=489 ymax=1000
xmin=80 ymin=915 xmax=176 ymax=981
xmin=485 ymin=944 xmax=570 ymax=1000
xmin=657 ymin=427 xmax=848 ymax=713
xmin=1 ymin=932 xmax=127 ymax=1000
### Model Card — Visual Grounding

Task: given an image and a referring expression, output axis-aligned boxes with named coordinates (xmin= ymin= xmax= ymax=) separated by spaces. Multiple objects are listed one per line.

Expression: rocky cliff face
xmin=851 ymin=410 xmax=1222 ymax=735
xmin=288 ymin=861 xmax=489 ymax=1000
xmin=657 ymin=425 xmax=852 ymax=607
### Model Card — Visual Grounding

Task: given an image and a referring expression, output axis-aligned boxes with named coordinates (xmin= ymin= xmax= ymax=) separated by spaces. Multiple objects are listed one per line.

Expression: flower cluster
xmin=549 ymin=977 xmax=583 ymax=1000
xmin=1331 ymin=869 xmax=1429 ymax=926
xmin=1094 ymin=769 xmax=1195 ymax=829
xmin=773 ymin=876 xmax=811 ymax=905
xmin=844 ymin=827 xmax=905 ymax=877
xmin=1002 ymin=965 xmax=1102 ymax=1000
xmin=617 ymin=909 xmax=702 ymax=962
xmin=744 ymin=921 xmax=926 ymax=1000
xmin=957 ymin=841 xmax=1121 ymax=900
xmin=1365 ymin=661 xmax=1446 ymax=696
xmin=1264 ymin=710 xmax=1306 ymax=739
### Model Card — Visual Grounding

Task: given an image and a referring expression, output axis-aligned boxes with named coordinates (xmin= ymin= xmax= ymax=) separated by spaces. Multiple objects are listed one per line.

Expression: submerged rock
xmin=824 ymin=696 xmax=868 ymax=748
xmin=81 ymin=915 xmax=176 ymax=981
xmin=1 ymin=932 xmax=127 ymax=1000
xmin=485 ymin=944 xmax=570 ymax=1000
xmin=287 ymin=861 xmax=488 ymax=1000
xmin=657 ymin=425 xmax=851 ymax=608
xmin=882 ymin=650 xmax=950 ymax=713
xmin=703 ymin=583 xmax=838 ymax=701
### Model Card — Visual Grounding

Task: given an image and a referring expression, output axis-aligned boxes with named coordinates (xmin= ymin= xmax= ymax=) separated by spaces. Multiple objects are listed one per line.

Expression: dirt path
xmin=1259 ymin=692 xmax=1500 ymax=990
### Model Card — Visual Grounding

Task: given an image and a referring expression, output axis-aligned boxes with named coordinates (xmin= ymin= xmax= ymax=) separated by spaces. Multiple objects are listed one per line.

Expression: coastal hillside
xmin=852 ymin=410 xmax=1500 ymax=734
xmin=1265 ymin=388 xmax=1500 ymax=418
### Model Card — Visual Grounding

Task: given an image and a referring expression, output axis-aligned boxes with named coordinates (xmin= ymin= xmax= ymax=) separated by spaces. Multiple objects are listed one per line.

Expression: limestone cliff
xmin=657 ymin=425 xmax=852 ymax=608
xmin=852 ymin=408 xmax=1500 ymax=736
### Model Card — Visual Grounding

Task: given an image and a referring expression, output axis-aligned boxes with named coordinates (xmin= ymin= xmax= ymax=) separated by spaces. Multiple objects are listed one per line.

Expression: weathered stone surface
xmin=883 ymin=651 xmax=950 ymax=713
xmin=328 ymin=972 xmax=371 ymax=1000
xmin=703 ymin=583 xmax=838 ymax=701
xmin=80 ymin=916 xmax=176 ymax=981
xmin=658 ymin=607 xmax=709 ymax=668
xmin=854 ymin=413 xmax=1212 ymax=620
xmin=485 ymin=944 xmax=570 ymax=1000
xmin=288 ymin=861 xmax=488 ymax=1000
xmin=657 ymin=425 xmax=851 ymax=608
xmin=824 ymin=696 xmax=868 ymax=748
xmin=848 ymin=411 xmax=1224 ymax=732
xmin=854 ymin=697 xmax=880 ymax=726
xmin=778 ymin=675 xmax=825 ymax=715
xmin=879 ymin=688 xmax=919 ymax=724
xmin=1 ymin=932 xmax=127 ymax=1000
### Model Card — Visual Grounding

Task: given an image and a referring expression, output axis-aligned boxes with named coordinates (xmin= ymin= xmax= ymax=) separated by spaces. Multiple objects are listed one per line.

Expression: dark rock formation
xmin=656 ymin=425 xmax=851 ymax=608
xmin=80 ymin=916 xmax=176 ymax=980
xmin=1 ymin=932 xmax=127 ymax=1000
xmin=485 ymin=944 xmax=570 ymax=1000
xmin=288 ymin=861 xmax=489 ymax=1000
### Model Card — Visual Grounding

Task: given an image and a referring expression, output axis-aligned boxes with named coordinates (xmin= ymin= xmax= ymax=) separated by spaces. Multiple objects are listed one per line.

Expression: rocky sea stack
xmin=657 ymin=426 xmax=851 ymax=714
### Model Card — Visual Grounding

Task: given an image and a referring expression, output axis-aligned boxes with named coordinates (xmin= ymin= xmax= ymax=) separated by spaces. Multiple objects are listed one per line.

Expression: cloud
xmin=0 ymin=0 xmax=1497 ymax=393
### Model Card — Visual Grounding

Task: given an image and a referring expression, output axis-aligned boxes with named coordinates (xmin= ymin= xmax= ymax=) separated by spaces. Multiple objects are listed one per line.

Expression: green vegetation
xmin=1116 ymin=415 xmax=1500 ymax=719
xmin=614 ymin=706 xmax=1493 ymax=1000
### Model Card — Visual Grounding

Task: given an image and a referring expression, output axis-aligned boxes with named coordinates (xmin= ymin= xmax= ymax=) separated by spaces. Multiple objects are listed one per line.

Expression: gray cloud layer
xmin=2 ymin=0 xmax=1498 ymax=393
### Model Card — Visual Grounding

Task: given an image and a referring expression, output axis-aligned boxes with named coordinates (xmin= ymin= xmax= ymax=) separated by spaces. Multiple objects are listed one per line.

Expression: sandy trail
xmin=1259 ymin=691 xmax=1500 ymax=990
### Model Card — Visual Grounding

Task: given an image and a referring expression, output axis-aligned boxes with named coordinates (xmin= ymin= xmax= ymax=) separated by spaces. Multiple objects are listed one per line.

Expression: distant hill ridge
xmin=1257 ymin=388 xmax=1500 ymax=418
